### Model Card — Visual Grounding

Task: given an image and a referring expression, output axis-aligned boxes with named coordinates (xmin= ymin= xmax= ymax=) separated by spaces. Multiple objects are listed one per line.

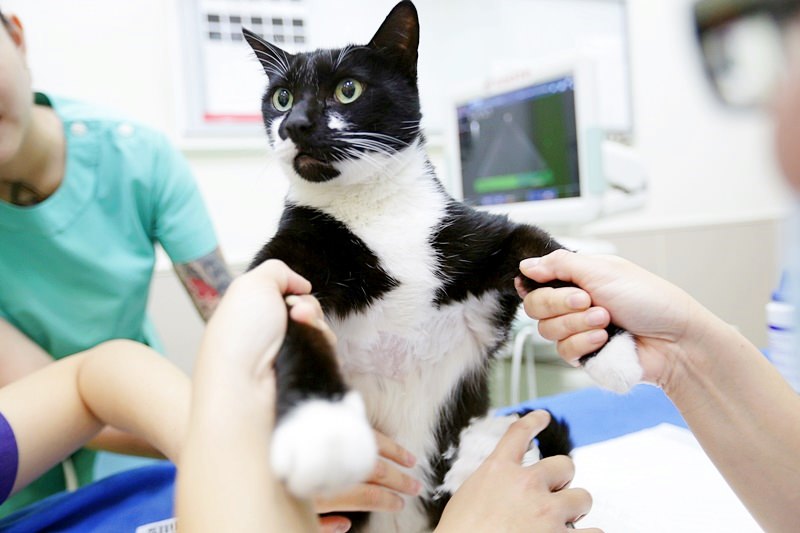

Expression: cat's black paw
xmin=515 ymin=274 xmax=574 ymax=299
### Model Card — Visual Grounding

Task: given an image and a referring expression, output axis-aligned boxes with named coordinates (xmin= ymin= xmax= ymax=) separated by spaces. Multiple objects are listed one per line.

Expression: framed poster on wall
xmin=177 ymin=0 xmax=310 ymax=137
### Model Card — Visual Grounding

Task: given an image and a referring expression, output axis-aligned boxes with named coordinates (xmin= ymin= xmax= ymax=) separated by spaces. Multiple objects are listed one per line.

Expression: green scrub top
xmin=0 ymin=93 xmax=218 ymax=516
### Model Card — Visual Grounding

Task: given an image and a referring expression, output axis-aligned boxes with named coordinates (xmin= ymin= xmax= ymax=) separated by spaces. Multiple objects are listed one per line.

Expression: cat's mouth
xmin=293 ymin=152 xmax=341 ymax=183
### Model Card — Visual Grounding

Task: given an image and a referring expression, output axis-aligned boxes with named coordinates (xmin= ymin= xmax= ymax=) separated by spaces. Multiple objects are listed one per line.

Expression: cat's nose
xmin=283 ymin=105 xmax=314 ymax=141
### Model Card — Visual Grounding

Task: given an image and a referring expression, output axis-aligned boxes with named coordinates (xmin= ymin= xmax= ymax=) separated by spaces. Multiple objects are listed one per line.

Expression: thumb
xmin=490 ymin=410 xmax=551 ymax=463
xmin=519 ymin=249 xmax=590 ymax=286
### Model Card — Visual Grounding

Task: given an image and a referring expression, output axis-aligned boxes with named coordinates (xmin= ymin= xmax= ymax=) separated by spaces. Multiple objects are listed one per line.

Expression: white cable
xmin=62 ymin=458 xmax=79 ymax=492
xmin=511 ymin=325 xmax=537 ymax=404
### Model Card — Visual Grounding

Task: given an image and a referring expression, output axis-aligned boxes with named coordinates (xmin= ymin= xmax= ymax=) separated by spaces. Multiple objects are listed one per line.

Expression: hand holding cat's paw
xmin=271 ymin=391 xmax=378 ymax=498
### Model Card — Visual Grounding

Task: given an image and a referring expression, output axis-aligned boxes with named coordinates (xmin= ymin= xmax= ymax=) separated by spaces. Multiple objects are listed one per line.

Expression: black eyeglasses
xmin=694 ymin=0 xmax=800 ymax=107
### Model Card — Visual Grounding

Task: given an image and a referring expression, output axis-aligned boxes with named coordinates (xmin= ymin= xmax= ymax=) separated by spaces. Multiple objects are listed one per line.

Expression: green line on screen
xmin=474 ymin=170 xmax=554 ymax=194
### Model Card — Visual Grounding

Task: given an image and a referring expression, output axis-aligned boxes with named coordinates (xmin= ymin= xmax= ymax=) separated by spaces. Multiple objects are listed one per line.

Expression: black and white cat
xmin=243 ymin=2 xmax=642 ymax=531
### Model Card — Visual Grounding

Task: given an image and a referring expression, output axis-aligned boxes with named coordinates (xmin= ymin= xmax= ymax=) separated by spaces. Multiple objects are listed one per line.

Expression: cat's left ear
xmin=369 ymin=1 xmax=419 ymax=78
xmin=243 ymin=28 xmax=294 ymax=78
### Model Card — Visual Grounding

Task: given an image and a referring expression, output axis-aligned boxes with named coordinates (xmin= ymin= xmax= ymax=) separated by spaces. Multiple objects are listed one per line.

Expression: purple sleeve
xmin=0 ymin=412 xmax=18 ymax=505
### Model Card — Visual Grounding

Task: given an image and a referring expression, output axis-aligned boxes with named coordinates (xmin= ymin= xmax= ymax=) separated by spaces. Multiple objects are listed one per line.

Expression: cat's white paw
xmin=271 ymin=391 xmax=377 ymax=498
xmin=582 ymin=331 xmax=642 ymax=393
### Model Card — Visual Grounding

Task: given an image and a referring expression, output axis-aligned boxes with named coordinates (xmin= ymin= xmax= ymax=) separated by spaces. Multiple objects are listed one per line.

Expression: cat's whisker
xmin=253 ymin=50 xmax=291 ymax=78
xmin=333 ymin=44 xmax=369 ymax=71
xmin=337 ymin=145 xmax=389 ymax=171
xmin=338 ymin=131 xmax=410 ymax=146
xmin=337 ymin=140 xmax=402 ymax=165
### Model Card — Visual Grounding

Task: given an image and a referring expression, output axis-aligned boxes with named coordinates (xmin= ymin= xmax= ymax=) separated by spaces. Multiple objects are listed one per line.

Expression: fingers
xmin=374 ymin=430 xmax=416 ymax=468
xmin=530 ymin=455 xmax=576 ymax=491
xmin=555 ymin=329 xmax=609 ymax=366
xmin=536 ymin=306 xmax=609 ymax=341
xmin=286 ymin=294 xmax=338 ymax=347
xmin=249 ymin=259 xmax=312 ymax=296
xmin=519 ymin=249 xmax=588 ymax=285
xmin=368 ymin=457 xmax=422 ymax=497
xmin=319 ymin=515 xmax=352 ymax=533
xmin=553 ymin=487 xmax=594 ymax=529
xmin=523 ymin=287 xmax=593 ymax=320
xmin=314 ymin=483 xmax=405 ymax=514
xmin=490 ymin=410 xmax=551 ymax=463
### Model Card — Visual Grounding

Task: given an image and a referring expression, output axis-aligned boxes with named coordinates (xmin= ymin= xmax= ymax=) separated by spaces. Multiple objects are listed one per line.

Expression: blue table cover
xmin=0 ymin=384 xmax=685 ymax=531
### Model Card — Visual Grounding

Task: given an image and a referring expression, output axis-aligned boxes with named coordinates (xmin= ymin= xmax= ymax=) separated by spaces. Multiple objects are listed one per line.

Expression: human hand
xmin=316 ymin=430 xmax=421 ymax=532
xmin=436 ymin=411 xmax=597 ymax=533
xmin=517 ymin=250 xmax=709 ymax=388
xmin=199 ymin=260 xmax=318 ymax=385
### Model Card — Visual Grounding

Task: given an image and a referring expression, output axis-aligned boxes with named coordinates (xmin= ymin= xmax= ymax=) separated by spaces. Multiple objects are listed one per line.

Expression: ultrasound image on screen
xmin=457 ymin=76 xmax=580 ymax=206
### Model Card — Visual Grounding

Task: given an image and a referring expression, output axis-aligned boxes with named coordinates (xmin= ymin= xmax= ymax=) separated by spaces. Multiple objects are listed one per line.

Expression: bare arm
xmin=0 ymin=319 xmax=168 ymax=458
xmin=0 ymin=340 xmax=189 ymax=496
xmin=0 ymin=318 xmax=53 ymax=386
xmin=173 ymin=246 xmax=233 ymax=321
xmin=522 ymin=251 xmax=800 ymax=532
xmin=176 ymin=261 xmax=320 ymax=533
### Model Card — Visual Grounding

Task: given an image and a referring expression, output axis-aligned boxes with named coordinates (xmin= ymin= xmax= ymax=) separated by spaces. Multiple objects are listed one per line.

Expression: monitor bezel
xmin=445 ymin=56 xmax=603 ymax=229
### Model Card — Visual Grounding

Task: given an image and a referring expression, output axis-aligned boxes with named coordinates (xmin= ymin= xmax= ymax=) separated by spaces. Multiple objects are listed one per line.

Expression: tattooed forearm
xmin=174 ymin=247 xmax=233 ymax=322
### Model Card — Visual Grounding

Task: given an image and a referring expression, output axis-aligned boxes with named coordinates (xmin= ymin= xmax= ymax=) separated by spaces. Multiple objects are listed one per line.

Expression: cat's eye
xmin=272 ymin=88 xmax=294 ymax=112
xmin=335 ymin=79 xmax=364 ymax=104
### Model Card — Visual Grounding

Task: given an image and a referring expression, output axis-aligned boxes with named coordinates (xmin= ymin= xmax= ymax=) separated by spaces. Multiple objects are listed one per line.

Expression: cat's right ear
xmin=369 ymin=1 xmax=419 ymax=78
xmin=243 ymin=28 xmax=293 ymax=78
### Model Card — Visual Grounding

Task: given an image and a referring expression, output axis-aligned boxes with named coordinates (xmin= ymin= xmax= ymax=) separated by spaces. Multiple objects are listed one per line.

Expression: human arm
xmin=0 ymin=318 xmax=172 ymax=458
xmin=0 ymin=318 xmax=53 ymax=386
xmin=176 ymin=260 xmax=321 ymax=533
xmin=173 ymin=246 xmax=233 ymax=321
xmin=0 ymin=340 xmax=189 ymax=497
xmin=519 ymin=250 xmax=800 ymax=532
xmin=435 ymin=410 xmax=598 ymax=533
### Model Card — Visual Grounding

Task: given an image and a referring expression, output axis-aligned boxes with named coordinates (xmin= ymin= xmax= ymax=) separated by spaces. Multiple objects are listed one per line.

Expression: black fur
xmin=250 ymin=204 xmax=399 ymax=319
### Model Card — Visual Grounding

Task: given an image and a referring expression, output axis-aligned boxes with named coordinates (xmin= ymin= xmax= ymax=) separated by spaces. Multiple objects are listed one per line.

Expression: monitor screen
xmin=456 ymin=75 xmax=580 ymax=207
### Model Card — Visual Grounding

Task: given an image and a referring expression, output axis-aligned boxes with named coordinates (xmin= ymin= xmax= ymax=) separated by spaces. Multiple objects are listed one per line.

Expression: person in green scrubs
xmin=0 ymin=10 xmax=232 ymax=516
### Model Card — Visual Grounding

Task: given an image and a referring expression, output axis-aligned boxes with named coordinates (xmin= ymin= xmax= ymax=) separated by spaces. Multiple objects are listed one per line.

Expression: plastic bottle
xmin=766 ymin=273 xmax=800 ymax=392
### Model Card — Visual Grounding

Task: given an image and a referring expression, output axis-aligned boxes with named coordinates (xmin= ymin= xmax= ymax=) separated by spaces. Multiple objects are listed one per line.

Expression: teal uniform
xmin=0 ymin=93 xmax=218 ymax=516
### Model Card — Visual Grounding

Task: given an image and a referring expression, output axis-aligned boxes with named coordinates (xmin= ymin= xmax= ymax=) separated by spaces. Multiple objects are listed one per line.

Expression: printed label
xmin=135 ymin=517 xmax=177 ymax=533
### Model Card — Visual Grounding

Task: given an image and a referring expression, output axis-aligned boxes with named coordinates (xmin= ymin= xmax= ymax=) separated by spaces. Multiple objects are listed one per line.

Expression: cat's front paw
xmin=581 ymin=330 xmax=642 ymax=393
xmin=271 ymin=391 xmax=377 ymax=498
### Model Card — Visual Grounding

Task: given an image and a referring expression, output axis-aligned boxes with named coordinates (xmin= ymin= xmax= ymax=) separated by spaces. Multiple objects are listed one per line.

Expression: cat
xmin=243 ymin=1 xmax=642 ymax=531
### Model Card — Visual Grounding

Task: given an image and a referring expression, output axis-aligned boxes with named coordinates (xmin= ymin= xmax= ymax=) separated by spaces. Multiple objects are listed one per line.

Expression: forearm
xmin=177 ymin=374 xmax=317 ymax=533
xmin=0 ymin=318 xmax=54 ymax=385
xmin=665 ymin=308 xmax=800 ymax=532
xmin=86 ymin=424 xmax=165 ymax=458
xmin=0 ymin=354 xmax=103 ymax=495
xmin=77 ymin=340 xmax=190 ymax=463
xmin=174 ymin=247 xmax=233 ymax=322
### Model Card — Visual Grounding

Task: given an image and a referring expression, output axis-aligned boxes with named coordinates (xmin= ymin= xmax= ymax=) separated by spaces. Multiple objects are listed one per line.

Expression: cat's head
xmin=244 ymin=1 xmax=422 ymax=184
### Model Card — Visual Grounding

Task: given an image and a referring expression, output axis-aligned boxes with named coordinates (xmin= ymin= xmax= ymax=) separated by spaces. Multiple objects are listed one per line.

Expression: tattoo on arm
xmin=174 ymin=247 xmax=233 ymax=322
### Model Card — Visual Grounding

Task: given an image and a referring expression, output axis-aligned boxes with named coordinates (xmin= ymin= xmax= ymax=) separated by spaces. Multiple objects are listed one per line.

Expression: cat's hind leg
xmin=271 ymin=320 xmax=378 ymax=497
xmin=433 ymin=411 xmax=572 ymax=499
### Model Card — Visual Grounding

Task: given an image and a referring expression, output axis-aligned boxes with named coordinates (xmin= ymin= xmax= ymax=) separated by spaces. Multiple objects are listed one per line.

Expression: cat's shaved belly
xmin=334 ymin=292 xmax=504 ymax=532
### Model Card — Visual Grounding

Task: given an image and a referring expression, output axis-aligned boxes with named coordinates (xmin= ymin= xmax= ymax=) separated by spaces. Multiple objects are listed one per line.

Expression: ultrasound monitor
xmin=449 ymin=62 xmax=603 ymax=228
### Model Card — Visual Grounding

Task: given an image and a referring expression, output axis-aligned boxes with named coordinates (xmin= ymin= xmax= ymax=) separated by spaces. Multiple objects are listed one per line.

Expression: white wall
xmin=9 ymin=0 xmax=788 ymax=239
xmin=585 ymin=0 xmax=792 ymax=236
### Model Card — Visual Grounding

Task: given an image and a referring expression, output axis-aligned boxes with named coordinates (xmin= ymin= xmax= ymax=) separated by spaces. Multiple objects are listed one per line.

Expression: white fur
xmin=436 ymin=415 xmax=541 ymax=496
xmin=327 ymin=112 xmax=349 ymax=131
xmin=270 ymin=391 xmax=377 ymax=498
xmin=583 ymin=331 xmax=642 ymax=393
